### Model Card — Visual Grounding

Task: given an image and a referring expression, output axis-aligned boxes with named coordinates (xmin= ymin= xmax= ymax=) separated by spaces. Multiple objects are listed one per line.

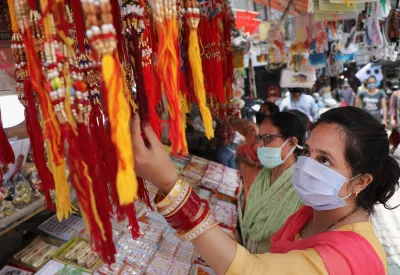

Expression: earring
xmin=354 ymin=191 xmax=359 ymax=198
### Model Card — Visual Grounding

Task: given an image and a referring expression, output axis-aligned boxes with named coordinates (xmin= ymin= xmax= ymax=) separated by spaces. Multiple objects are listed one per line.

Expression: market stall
xmin=0 ymin=0 xmax=400 ymax=273
xmin=0 ymin=154 xmax=241 ymax=275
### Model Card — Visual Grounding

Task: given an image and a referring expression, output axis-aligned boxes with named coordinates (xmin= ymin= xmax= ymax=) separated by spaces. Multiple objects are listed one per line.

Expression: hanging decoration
xmin=153 ymin=0 xmax=188 ymax=155
xmin=182 ymin=0 xmax=214 ymax=139
xmin=288 ymin=15 xmax=312 ymax=72
xmin=2 ymin=0 xmax=236 ymax=266
xmin=234 ymin=10 xmax=261 ymax=35
xmin=0 ymin=109 xmax=15 ymax=187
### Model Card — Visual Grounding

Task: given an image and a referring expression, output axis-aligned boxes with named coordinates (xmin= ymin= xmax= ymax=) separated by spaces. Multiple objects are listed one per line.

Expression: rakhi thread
xmin=183 ymin=1 xmax=214 ymax=139
xmin=153 ymin=0 xmax=188 ymax=155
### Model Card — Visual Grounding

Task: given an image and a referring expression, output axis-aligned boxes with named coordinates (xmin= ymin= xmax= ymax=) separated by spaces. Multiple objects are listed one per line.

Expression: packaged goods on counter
xmin=200 ymin=177 xmax=221 ymax=190
xmin=38 ymin=214 xmax=85 ymax=242
xmin=194 ymin=264 xmax=217 ymax=275
xmin=12 ymin=236 xmax=61 ymax=271
xmin=119 ymin=264 xmax=145 ymax=275
xmin=5 ymin=154 xmax=241 ymax=275
xmin=214 ymin=200 xmax=237 ymax=230
xmin=0 ymin=265 xmax=33 ymax=275
xmin=79 ymin=228 xmax=123 ymax=243
xmin=53 ymin=237 xmax=102 ymax=273
xmin=36 ymin=260 xmax=91 ymax=275
xmin=94 ymin=262 xmax=124 ymax=275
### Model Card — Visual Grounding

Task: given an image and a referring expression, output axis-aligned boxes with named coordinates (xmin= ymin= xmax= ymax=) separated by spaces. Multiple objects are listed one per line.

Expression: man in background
xmin=279 ymin=87 xmax=318 ymax=122
xmin=338 ymin=82 xmax=356 ymax=106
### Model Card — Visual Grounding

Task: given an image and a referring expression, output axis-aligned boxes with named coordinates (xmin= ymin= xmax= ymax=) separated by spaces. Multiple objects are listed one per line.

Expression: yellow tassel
xmin=188 ymin=29 xmax=214 ymax=139
xmin=102 ymin=54 xmax=137 ymax=205
xmin=46 ymin=140 xmax=74 ymax=221
xmin=7 ymin=0 xmax=18 ymax=33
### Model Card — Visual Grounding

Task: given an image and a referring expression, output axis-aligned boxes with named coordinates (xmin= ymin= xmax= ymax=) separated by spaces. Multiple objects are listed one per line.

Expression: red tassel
xmin=24 ymin=79 xmax=56 ymax=211
xmin=110 ymin=0 xmax=126 ymax=62
xmin=26 ymin=0 xmax=36 ymax=11
xmin=77 ymin=123 xmax=116 ymax=264
xmin=62 ymin=124 xmax=109 ymax=261
xmin=137 ymin=177 xmax=153 ymax=210
xmin=70 ymin=0 xmax=86 ymax=53
xmin=0 ymin=109 xmax=15 ymax=166
xmin=98 ymin=85 xmax=140 ymax=240
xmin=210 ymin=18 xmax=224 ymax=103
xmin=142 ymin=65 xmax=161 ymax=139
xmin=0 ymin=107 xmax=15 ymax=187
xmin=146 ymin=2 xmax=162 ymax=105
xmin=119 ymin=204 xmax=141 ymax=239
xmin=127 ymin=34 xmax=149 ymax=126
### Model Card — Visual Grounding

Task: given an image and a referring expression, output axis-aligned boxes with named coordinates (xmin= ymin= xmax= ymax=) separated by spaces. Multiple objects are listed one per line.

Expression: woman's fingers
xmin=131 ymin=114 xmax=146 ymax=151
xmin=142 ymin=123 xmax=162 ymax=148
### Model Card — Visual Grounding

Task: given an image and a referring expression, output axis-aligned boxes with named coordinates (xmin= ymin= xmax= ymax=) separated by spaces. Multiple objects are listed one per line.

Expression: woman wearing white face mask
xmin=241 ymin=112 xmax=305 ymax=253
xmin=131 ymin=107 xmax=399 ymax=275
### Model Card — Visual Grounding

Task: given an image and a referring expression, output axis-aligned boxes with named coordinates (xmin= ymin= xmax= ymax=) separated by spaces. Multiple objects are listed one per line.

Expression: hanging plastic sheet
xmin=253 ymin=0 xmax=309 ymax=16
xmin=311 ymin=0 xmax=359 ymax=21
xmin=330 ymin=0 xmax=378 ymax=3
xmin=280 ymin=69 xmax=317 ymax=88
xmin=318 ymin=0 xmax=364 ymax=11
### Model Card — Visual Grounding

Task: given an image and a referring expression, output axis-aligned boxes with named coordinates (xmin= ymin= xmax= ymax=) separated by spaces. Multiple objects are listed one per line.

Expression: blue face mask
xmin=367 ymin=83 xmax=376 ymax=89
xmin=293 ymin=156 xmax=360 ymax=210
xmin=257 ymin=139 xmax=299 ymax=169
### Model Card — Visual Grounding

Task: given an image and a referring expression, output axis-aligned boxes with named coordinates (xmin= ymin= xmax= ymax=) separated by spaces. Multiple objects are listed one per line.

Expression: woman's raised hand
xmin=131 ymin=115 xmax=177 ymax=193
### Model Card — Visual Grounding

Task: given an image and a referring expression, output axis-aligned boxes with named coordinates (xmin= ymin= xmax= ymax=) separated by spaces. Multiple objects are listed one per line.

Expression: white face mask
xmin=293 ymin=156 xmax=360 ymax=211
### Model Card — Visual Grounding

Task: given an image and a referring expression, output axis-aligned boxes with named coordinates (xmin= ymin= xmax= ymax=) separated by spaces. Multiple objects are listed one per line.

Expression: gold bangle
xmin=176 ymin=212 xmax=219 ymax=242
xmin=159 ymin=184 xmax=192 ymax=217
xmin=155 ymin=176 xmax=185 ymax=209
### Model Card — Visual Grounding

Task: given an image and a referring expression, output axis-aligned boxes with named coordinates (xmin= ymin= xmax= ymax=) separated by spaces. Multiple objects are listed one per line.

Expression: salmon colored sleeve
xmin=226 ymin=244 xmax=328 ymax=275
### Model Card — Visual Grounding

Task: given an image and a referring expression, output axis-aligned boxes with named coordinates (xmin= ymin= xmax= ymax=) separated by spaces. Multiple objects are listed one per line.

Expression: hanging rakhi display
xmin=82 ymin=0 xmax=138 ymax=205
xmin=152 ymin=0 xmax=188 ymax=155
xmin=122 ymin=0 xmax=161 ymax=139
xmin=37 ymin=0 xmax=117 ymax=263
xmin=9 ymin=6 xmax=57 ymax=211
xmin=2 ymin=0 xmax=237 ymax=265
xmin=198 ymin=1 xmax=225 ymax=104
xmin=182 ymin=0 xmax=214 ymax=139
xmin=221 ymin=1 xmax=234 ymax=107
xmin=12 ymin=0 xmax=74 ymax=220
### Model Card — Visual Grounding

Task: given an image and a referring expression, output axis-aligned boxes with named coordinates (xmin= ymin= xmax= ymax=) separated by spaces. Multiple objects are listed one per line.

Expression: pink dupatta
xmin=270 ymin=206 xmax=385 ymax=275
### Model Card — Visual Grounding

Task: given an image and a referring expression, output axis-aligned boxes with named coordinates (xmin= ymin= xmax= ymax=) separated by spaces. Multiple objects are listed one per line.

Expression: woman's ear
xmin=352 ymin=174 xmax=373 ymax=194
xmin=290 ymin=136 xmax=299 ymax=147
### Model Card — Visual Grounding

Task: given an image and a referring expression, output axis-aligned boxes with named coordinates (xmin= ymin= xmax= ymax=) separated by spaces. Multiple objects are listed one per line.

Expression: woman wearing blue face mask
xmin=356 ymin=75 xmax=388 ymax=128
xmin=131 ymin=107 xmax=399 ymax=275
xmin=241 ymin=112 xmax=305 ymax=253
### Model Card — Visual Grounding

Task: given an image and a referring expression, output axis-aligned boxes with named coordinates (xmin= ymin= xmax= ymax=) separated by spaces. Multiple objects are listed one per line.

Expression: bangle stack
xmin=155 ymin=176 xmax=218 ymax=242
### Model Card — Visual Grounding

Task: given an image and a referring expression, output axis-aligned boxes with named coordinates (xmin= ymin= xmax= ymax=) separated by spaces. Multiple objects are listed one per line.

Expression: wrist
xmin=159 ymin=173 xmax=178 ymax=194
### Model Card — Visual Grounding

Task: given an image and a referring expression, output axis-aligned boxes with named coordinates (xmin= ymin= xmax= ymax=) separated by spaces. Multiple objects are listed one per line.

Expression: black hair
xmin=263 ymin=112 xmax=306 ymax=148
xmin=367 ymin=75 xmax=377 ymax=83
xmin=313 ymin=107 xmax=400 ymax=214
xmin=288 ymin=110 xmax=312 ymax=131
xmin=265 ymin=102 xmax=280 ymax=115
xmin=256 ymin=102 xmax=280 ymax=124
xmin=291 ymin=87 xmax=306 ymax=94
